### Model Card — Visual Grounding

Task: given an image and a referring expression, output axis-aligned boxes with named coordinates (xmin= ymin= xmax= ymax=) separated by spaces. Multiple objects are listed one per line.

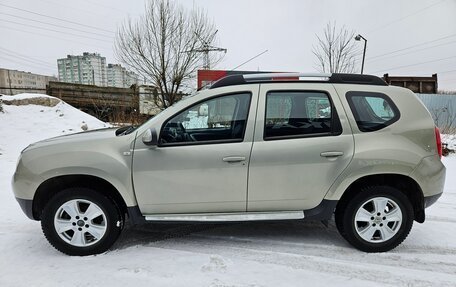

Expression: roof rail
xmin=209 ymin=72 xmax=387 ymax=89
xmin=243 ymin=72 xmax=331 ymax=80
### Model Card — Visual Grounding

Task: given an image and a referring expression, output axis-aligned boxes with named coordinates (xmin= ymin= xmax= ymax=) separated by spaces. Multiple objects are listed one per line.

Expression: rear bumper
xmin=424 ymin=193 xmax=442 ymax=208
xmin=410 ymin=155 xmax=446 ymax=198
xmin=16 ymin=198 xmax=35 ymax=220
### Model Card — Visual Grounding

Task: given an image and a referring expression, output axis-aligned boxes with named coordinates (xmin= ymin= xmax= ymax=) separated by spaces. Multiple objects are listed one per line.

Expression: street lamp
xmin=355 ymin=34 xmax=367 ymax=74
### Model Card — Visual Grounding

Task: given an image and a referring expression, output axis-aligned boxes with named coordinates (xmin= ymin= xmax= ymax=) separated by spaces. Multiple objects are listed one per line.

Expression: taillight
xmin=435 ymin=127 xmax=442 ymax=158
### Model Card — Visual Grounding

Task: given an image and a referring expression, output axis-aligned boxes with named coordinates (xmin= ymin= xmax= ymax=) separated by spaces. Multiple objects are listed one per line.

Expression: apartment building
xmin=0 ymin=68 xmax=57 ymax=95
xmin=57 ymin=52 xmax=107 ymax=86
xmin=107 ymin=64 xmax=139 ymax=88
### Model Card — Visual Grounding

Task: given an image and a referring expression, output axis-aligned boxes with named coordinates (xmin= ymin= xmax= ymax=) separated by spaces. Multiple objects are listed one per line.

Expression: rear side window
xmin=346 ymin=91 xmax=400 ymax=132
xmin=264 ymin=91 xmax=341 ymax=139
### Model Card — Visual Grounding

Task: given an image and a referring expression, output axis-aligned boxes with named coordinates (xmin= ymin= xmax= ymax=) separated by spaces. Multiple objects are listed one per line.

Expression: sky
xmin=0 ymin=0 xmax=455 ymax=90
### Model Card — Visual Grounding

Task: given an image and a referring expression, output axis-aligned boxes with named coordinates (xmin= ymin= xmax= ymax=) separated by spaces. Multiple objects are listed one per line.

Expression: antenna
xmin=191 ymin=30 xmax=227 ymax=70
xmin=231 ymin=50 xmax=268 ymax=71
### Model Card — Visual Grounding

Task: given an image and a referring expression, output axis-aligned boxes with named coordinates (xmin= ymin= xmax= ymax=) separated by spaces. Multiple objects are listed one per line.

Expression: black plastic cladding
xmin=209 ymin=73 xmax=388 ymax=89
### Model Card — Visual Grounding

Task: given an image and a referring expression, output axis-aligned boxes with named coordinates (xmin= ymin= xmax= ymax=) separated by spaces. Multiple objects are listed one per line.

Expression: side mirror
xmin=142 ymin=128 xmax=158 ymax=146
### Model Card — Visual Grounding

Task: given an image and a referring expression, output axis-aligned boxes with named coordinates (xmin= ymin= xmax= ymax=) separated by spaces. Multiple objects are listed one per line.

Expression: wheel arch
xmin=335 ymin=174 xmax=425 ymax=223
xmin=33 ymin=175 xmax=128 ymax=221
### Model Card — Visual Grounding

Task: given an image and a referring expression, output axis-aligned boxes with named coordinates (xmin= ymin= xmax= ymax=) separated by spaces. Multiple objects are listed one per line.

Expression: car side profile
xmin=12 ymin=73 xmax=445 ymax=256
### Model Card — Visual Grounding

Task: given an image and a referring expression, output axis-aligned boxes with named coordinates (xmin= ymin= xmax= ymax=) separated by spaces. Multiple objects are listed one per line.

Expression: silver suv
xmin=12 ymin=73 xmax=445 ymax=256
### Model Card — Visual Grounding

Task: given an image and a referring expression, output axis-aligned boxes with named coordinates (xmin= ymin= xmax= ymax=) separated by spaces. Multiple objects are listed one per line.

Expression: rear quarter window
xmin=346 ymin=91 xmax=400 ymax=132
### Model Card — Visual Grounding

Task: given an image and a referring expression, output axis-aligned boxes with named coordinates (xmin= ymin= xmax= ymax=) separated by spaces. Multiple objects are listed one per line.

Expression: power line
xmin=0 ymin=25 xmax=112 ymax=50
xmin=372 ymin=55 xmax=456 ymax=73
xmin=367 ymin=0 xmax=446 ymax=34
xmin=81 ymin=0 xmax=127 ymax=15
xmin=367 ymin=39 xmax=456 ymax=63
xmin=0 ymin=47 xmax=56 ymax=69
xmin=0 ymin=19 xmax=113 ymax=43
xmin=0 ymin=46 xmax=55 ymax=65
xmin=0 ymin=12 xmax=114 ymax=39
xmin=367 ymin=32 xmax=456 ymax=60
xmin=38 ymin=0 xmax=110 ymax=19
xmin=0 ymin=3 xmax=115 ymax=34
xmin=438 ymin=69 xmax=456 ymax=74
xmin=0 ymin=54 xmax=56 ymax=74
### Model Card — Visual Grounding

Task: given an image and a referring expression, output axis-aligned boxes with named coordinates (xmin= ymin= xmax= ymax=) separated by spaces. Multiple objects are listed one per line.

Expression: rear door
xmin=247 ymin=83 xmax=354 ymax=211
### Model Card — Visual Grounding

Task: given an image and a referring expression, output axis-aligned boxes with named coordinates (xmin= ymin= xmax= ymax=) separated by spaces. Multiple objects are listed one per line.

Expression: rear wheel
xmin=41 ymin=188 xmax=123 ymax=256
xmin=336 ymin=186 xmax=414 ymax=252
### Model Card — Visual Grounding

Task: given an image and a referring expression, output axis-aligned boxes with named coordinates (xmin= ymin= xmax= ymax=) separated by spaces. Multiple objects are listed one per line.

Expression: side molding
xmin=145 ymin=211 xmax=305 ymax=222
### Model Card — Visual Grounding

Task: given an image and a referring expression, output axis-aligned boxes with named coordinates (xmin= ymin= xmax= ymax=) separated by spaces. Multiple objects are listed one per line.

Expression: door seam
xmin=246 ymin=84 xmax=261 ymax=211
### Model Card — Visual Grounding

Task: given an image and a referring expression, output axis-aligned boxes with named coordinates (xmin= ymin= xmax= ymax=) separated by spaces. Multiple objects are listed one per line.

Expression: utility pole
xmin=186 ymin=30 xmax=227 ymax=70
xmin=7 ymin=69 xmax=12 ymax=95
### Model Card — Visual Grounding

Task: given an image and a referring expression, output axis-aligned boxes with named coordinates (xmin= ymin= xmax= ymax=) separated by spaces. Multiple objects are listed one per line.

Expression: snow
xmin=1 ymin=94 xmax=456 ymax=286
xmin=442 ymin=134 xmax=456 ymax=150
xmin=1 ymin=93 xmax=55 ymax=100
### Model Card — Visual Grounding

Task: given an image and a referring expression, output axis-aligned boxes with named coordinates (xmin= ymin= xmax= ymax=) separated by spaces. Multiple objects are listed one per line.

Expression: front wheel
xmin=336 ymin=186 xmax=414 ymax=252
xmin=41 ymin=188 xmax=123 ymax=256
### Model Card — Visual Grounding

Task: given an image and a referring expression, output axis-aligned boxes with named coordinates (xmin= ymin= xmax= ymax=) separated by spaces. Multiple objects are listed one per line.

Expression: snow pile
xmin=1 ymin=93 xmax=60 ymax=107
xmin=0 ymin=93 xmax=109 ymax=157
xmin=1 ymin=93 xmax=55 ymax=100
xmin=442 ymin=133 xmax=456 ymax=150
xmin=0 ymin=93 xmax=456 ymax=286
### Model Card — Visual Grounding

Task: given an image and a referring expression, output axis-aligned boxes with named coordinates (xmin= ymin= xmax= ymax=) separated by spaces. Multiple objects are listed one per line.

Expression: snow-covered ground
xmin=0 ymin=94 xmax=456 ymax=286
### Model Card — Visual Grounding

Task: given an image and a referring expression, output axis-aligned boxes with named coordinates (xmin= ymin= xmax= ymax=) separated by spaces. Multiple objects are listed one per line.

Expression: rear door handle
xmin=320 ymin=151 xmax=344 ymax=158
xmin=223 ymin=156 xmax=246 ymax=162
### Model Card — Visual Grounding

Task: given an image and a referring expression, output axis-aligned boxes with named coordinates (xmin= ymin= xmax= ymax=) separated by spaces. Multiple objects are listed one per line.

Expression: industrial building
xmin=382 ymin=74 xmax=438 ymax=93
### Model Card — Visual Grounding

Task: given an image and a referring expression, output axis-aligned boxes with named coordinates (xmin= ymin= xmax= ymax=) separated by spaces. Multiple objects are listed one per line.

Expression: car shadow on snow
xmin=111 ymin=219 xmax=349 ymax=251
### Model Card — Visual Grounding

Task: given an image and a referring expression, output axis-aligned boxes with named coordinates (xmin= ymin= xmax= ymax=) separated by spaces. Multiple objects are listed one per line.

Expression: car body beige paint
xmin=323 ymin=84 xmax=444 ymax=201
xmin=132 ymin=84 xmax=259 ymax=214
xmin=13 ymin=128 xmax=138 ymax=206
xmin=12 ymin=81 xmax=445 ymax=218
xmin=247 ymin=83 xmax=354 ymax=211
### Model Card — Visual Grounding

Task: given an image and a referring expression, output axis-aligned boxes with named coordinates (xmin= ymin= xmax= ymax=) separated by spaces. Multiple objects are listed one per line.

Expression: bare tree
xmin=430 ymin=105 xmax=456 ymax=134
xmin=312 ymin=22 xmax=358 ymax=73
xmin=115 ymin=0 xmax=222 ymax=109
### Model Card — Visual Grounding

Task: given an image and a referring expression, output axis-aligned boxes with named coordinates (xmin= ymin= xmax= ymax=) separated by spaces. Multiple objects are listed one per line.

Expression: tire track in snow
xmin=150 ymin=235 xmax=456 ymax=287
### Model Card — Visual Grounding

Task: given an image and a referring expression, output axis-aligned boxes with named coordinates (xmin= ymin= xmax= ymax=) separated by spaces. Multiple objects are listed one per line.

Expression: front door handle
xmin=223 ymin=156 xmax=246 ymax=163
xmin=320 ymin=151 xmax=344 ymax=158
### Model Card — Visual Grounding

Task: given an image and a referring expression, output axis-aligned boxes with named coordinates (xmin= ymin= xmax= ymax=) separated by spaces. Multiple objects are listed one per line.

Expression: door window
xmin=159 ymin=93 xmax=251 ymax=145
xmin=264 ymin=91 xmax=340 ymax=139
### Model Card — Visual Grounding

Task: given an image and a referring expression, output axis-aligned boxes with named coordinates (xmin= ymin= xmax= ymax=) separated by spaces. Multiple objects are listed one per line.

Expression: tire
xmin=336 ymin=185 xmax=414 ymax=252
xmin=41 ymin=187 xmax=123 ymax=256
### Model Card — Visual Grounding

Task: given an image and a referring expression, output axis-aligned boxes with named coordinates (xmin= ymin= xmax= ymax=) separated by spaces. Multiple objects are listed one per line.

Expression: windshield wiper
xmin=116 ymin=125 xmax=137 ymax=136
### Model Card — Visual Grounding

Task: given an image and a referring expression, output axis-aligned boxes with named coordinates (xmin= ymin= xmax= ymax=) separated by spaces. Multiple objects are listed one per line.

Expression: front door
xmin=133 ymin=90 xmax=258 ymax=214
xmin=247 ymin=83 xmax=354 ymax=211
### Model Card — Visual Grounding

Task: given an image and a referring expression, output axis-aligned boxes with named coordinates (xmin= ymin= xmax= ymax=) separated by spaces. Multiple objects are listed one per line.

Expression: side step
xmin=145 ymin=211 xmax=304 ymax=222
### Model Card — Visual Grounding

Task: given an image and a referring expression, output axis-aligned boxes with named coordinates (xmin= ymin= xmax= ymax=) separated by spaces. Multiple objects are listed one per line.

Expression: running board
xmin=145 ymin=211 xmax=304 ymax=222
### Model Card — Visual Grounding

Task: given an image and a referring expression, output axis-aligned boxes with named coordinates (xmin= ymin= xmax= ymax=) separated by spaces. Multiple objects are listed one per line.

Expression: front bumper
xmin=16 ymin=198 xmax=35 ymax=220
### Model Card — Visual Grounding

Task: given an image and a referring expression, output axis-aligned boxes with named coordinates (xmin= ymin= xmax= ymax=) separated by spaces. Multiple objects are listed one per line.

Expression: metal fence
xmin=416 ymin=94 xmax=456 ymax=130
